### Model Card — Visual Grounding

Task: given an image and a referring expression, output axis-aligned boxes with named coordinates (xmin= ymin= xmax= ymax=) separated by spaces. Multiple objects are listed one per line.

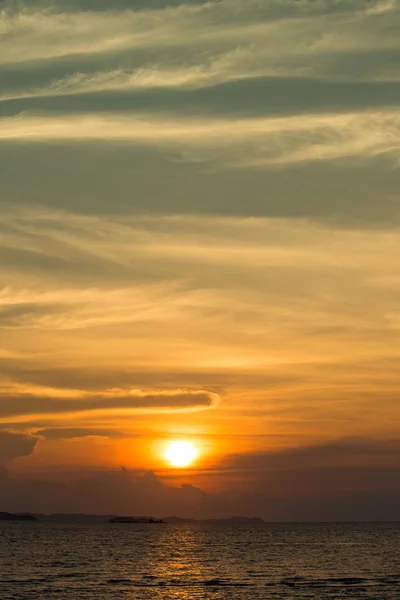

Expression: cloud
xmin=1 ymin=0 xmax=398 ymax=68
xmin=1 ymin=0 xmax=399 ymax=226
xmin=36 ymin=427 xmax=125 ymax=439
xmin=1 ymin=110 xmax=400 ymax=167
xmin=1 ymin=0 xmax=399 ymax=110
xmin=1 ymin=209 xmax=400 ymax=439
xmin=0 ymin=438 xmax=399 ymax=520
xmin=3 ymin=75 xmax=400 ymax=121
xmin=1 ymin=0 xmax=398 ymax=184
xmin=206 ymin=438 xmax=400 ymax=518
xmin=0 ymin=430 xmax=38 ymax=461
xmin=1 ymin=142 xmax=399 ymax=225
xmin=0 ymin=388 xmax=220 ymax=421
xmin=221 ymin=438 xmax=400 ymax=475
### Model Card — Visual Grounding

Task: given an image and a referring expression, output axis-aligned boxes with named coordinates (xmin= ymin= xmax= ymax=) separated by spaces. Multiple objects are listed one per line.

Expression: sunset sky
xmin=1 ymin=0 xmax=399 ymax=520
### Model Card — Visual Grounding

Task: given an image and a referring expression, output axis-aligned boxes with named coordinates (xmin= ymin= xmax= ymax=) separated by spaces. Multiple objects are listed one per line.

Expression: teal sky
xmin=0 ymin=0 xmax=399 ymax=519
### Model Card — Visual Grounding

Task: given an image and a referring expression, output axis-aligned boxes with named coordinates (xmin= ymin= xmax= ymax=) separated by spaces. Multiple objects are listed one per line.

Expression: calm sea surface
xmin=0 ymin=522 xmax=399 ymax=599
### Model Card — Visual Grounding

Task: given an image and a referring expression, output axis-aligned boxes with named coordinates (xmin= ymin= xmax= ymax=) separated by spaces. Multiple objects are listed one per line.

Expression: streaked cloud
xmin=1 ymin=110 xmax=400 ymax=167
xmin=1 ymin=0 xmax=398 ymax=70
xmin=0 ymin=385 xmax=219 ymax=421
xmin=1 ymin=208 xmax=400 ymax=439
xmin=36 ymin=427 xmax=127 ymax=440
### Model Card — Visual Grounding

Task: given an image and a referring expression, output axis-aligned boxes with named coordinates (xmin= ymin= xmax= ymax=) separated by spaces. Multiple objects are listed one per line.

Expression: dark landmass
xmin=109 ymin=515 xmax=264 ymax=524
xmin=0 ymin=512 xmax=37 ymax=521
xmin=109 ymin=516 xmax=164 ymax=523
xmin=29 ymin=513 xmax=115 ymax=523
xmin=2 ymin=512 xmax=265 ymax=524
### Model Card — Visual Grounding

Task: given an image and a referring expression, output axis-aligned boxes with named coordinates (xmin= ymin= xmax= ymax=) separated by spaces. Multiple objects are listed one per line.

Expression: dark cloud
xmin=0 ymin=439 xmax=399 ymax=520
xmin=2 ymin=144 xmax=399 ymax=226
xmin=222 ymin=438 xmax=400 ymax=470
xmin=0 ymin=430 xmax=38 ymax=461
xmin=217 ymin=439 xmax=400 ymax=499
xmin=2 ymin=0 xmax=377 ymax=19
xmin=3 ymin=78 xmax=400 ymax=119
xmin=0 ymin=300 xmax=76 ymax=327
xmin=4 ymin=0 xmax=209 ymax=13
xmin=0 ymin=357 xmax=299 ymax=391
xmin=0 ymin=389 xmax=219 ymax=418
xmin=36 ymin=427 xmax=127 ymax=440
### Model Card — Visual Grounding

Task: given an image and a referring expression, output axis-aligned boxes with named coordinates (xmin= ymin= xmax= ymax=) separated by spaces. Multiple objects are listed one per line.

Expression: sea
xmin=0 ymin=522 xmax=399 ymax=599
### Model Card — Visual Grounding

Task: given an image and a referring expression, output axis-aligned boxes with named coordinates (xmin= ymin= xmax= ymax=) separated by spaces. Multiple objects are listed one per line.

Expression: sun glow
xmin=165 ymin=441 xmax=198 ymax=468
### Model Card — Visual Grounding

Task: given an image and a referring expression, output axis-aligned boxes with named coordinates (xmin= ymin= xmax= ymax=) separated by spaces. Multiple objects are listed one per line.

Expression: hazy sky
xmin=1 ymin=0 xmax=400 ymax=519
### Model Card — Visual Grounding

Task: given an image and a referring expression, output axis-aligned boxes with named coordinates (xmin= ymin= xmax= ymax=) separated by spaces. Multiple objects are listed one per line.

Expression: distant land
xmin=109 ymin=516 xmax=164 ymax=524
xmin=109 ymin=516 xmax=265 ymax=525
xmin=0 ymin=512 xmax=264 ymax=525
xmin=0 ymin=512 xmax=37 ymax=521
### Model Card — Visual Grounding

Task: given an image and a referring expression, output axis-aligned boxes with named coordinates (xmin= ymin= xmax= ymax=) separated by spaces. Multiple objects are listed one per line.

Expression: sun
xmin=164 ymin=441 xmax=198 ymax=468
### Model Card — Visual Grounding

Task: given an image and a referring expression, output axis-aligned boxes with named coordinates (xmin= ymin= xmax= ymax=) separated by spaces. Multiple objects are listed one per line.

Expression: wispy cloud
xmin=1 ymin=0 xmax=399 ymax=175
xmin=2 ymin=0 xmax=398 ymax=66
xmin=1 ymin=0 xmax=399 ymax=107
xmin=1 ymin=110 xmax=400 ymax=167
xmin=1 ymin=208 xmax=400 ymax=439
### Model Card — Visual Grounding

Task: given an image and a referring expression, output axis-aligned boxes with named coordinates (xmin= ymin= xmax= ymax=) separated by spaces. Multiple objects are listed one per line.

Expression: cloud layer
xmin=1 ymin=209 xmax=399 ymax=437
xmin=2 ymin=110 xmax=400 ymax=168
xmin=1 ymin=438 xmax=399 ymax=520
xmin=1 ymin=0 xmax=399 ymax=173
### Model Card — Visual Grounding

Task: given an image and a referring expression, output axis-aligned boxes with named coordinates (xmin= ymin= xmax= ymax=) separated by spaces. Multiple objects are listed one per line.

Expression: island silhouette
xmin=0 ymin=512 xmax=37 ymax=521
xmin=0 ymin=512 xmax=264 ymax=525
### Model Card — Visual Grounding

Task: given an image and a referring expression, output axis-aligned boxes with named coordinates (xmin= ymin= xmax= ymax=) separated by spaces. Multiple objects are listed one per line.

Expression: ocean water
xmin=0 ymin=522 xmax=399 ymax=599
